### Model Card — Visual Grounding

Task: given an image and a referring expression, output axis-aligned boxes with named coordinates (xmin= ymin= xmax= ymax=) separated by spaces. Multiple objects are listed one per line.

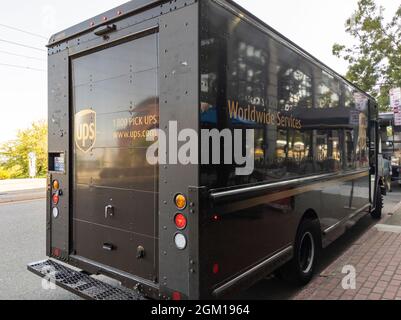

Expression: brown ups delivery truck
xmin=28 ymin=0 xmax=383 ymax=300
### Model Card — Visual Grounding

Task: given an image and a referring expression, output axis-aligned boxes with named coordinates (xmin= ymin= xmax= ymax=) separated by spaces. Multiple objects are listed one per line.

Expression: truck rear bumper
xmin=27 ymin=260 xmax=146 ymax=300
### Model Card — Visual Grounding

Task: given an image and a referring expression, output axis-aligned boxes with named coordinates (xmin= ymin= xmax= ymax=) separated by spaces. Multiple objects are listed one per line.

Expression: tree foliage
xmin=333 ymin=0 xmax=401 ymax=111
xmin=0 ymin=121 xmax=48 ymax=179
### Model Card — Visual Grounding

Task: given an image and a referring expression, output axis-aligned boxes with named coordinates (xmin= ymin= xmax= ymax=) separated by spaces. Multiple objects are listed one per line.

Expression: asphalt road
xmin=0 ymin=184 xmax=400 ymax=300
xmin=0 ymin=189 xmax=46 ymax=204
xmin=0 ymin=199 xmax=77 ymax=300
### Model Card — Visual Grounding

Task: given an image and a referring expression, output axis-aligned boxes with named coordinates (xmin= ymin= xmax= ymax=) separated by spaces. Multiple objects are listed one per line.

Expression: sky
xmin=0 ymin=0 xmax=399 ymax=143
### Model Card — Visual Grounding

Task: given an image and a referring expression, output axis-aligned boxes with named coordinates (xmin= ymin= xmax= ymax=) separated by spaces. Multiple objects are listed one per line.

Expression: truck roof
xmin=48 ymin=0 xmax=375 ymax=102
xmin=48 ymin=0 xmax=163 ymax=46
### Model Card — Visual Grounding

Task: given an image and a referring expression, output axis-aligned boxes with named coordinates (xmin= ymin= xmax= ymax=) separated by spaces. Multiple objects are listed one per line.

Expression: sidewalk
xmin=0 ymin=179 xmax=46 ymax=192
xmin=293 ymin=200 xmax=401 ymax=300
xmin=0 ymin=179 xmax=46 ymax=204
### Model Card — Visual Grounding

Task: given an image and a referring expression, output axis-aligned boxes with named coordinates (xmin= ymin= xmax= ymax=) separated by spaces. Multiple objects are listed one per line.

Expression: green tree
xmin=333 ymin=0 xmax=401 ymax=111
xmin=0 ymin=121 xmax=48 ymax=179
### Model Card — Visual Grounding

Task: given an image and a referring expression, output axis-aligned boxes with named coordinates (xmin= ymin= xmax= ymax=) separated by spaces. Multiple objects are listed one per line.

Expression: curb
xmin=0 ymin=189 xmax=46 ymax=205
xmin=375 ymin=224 xmax=401 ymax=234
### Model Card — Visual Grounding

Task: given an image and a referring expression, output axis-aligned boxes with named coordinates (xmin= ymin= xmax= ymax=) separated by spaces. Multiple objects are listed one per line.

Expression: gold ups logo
xmin=75 ymin=109 xmax=96 ymax=153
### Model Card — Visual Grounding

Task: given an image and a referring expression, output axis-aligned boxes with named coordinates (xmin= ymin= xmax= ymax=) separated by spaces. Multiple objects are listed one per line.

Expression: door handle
xmin=105 ymin=205 xmax=114 ymax=218
xmin=94 ymin=24 xmax=117 ymax=37
xmin=137 ymin=246 xmax=145 ymax=259
xmin=103 ymin=243 xmax=114 ymax=251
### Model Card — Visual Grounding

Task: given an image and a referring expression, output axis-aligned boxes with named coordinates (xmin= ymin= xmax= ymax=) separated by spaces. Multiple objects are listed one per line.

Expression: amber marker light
xmin=175 ymin=194 xmax=187 ymax=210
xmin=53 ymin=180 xmax=60 ymax=190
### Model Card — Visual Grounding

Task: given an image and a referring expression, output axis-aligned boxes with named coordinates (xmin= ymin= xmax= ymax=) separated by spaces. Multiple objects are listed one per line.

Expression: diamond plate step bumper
xmin=28 ymin=260 xmax=146 ymax=300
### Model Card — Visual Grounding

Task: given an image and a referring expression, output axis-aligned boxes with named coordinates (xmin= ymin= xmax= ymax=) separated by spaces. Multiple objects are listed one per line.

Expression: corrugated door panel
xmin=72 ymin=31 xmax=159 ymax=280
xmin=74 ymin=221 xmax=157 ymax=281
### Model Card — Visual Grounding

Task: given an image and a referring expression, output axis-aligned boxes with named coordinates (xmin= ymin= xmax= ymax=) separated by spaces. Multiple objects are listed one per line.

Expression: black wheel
xmin=278 ymin=218 xmax=321 ymax=286
xmin=371 ymin=189 xmax=383 ymax=220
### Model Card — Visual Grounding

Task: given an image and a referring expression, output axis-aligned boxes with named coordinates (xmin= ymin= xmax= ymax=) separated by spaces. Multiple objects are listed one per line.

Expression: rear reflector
xmin=52 ymin=248 xmax=61 ymax=257
xmin=213 ymin=263 xmax=220 ymax=274
xmin=172 ymin=292 xmax=182 ymax=301
xmin=174 ymin=214 xmax=187 ymax=230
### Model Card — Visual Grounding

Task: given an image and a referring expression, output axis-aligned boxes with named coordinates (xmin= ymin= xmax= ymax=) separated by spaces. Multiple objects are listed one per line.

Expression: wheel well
xmin=300 ymin=209 xmax=322 ymax=246
xmin=302 ymin=209 xmax=319 ymax=222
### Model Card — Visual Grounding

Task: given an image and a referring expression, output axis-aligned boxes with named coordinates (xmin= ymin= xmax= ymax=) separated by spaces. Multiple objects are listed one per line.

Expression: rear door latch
xmin=103 ymin=243 xmax=115 ymax=251
xmin=94 ymin=24 xmax=117 ymax=37
xmin=105 ymin=205 xmax=115 ymax=218
xmin=137 ymin=246 xmax=145 ymax=259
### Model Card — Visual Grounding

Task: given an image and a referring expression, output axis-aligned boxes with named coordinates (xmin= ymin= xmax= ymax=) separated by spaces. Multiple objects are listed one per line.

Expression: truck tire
xmin=278 ymin=218 xmax=321 ymax=286
xmin=371 ymin=190 xmax=383 ymax=220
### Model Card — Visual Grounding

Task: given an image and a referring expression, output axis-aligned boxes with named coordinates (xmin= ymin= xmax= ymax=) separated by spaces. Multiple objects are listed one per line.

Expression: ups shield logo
xmin=75 ymin=109 xmax=96 ymax=153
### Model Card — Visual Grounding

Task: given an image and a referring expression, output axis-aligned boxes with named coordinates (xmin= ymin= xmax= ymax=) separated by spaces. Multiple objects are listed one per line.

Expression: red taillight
xmin=172 ymin=292 xmax=182 ymax=301
xmin=52 ymin=194 xmax=59 ymax=205
xmin=174 ymin=214 xmax=187 ymax=230
xmin=213 ymin=214 xmax=220 ymax=221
